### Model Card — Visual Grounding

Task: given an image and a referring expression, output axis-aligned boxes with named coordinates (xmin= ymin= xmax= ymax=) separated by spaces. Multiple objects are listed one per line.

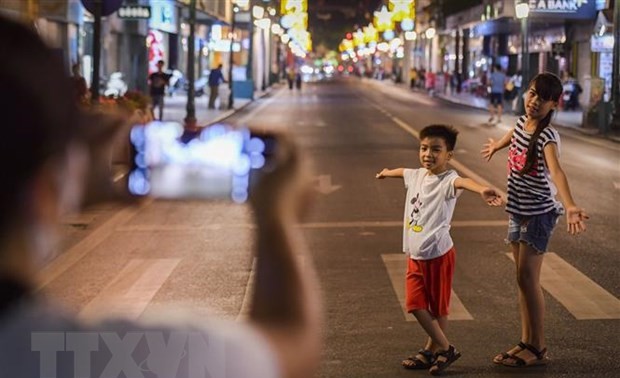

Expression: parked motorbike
xmin=102 ymin=72 xmax=128 ymax=97
xmin=167 ymin=69 xmax=184 ymax=97
xmin=562 ymin=81 xmax=582 ymax=111
xmin=183 ymin=76 xmax=208 ymax=97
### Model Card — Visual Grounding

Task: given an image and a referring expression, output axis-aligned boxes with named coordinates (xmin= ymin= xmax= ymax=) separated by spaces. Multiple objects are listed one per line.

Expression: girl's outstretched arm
xmin=481 ymin=128 xmax=514 ymax=161
xmin=376 ymin=168 xmax=405 ymax=179
xmin=454 ymin=177 xmax=503 ymax=206
xmin=543 ymin=143 xmax=589 ymax=234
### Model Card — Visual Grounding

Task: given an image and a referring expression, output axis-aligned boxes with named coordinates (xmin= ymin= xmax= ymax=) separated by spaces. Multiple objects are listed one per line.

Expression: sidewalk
xmin=159 ymin=84 xmax=269 ymax=126
xmin=368 ymin=78 xmax=620 ymax=143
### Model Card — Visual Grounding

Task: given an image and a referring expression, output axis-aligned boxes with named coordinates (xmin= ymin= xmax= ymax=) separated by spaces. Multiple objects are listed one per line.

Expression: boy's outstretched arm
xmin=376 ymin=168 xmax=405 ymax=179
xmin=454 ymin=177 xmax=503 ymax=206
xmin=481 ymin=128 xmax=514 ymax=161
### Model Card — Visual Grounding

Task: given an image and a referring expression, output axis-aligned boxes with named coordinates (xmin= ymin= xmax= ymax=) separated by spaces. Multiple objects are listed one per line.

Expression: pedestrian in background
xmin=376 ymin=125 xmax=502 ymax=375
xmin=409 ymin=67 xmax=418 ymax=89
xmin=287 ymin=67 xmax=295 ymax=89
xmin=70 ymin=62 xmax=89 ymax=106
xmin=295 ymin=69 xmax=302 ymax=90
xmin=487 ymin=64 xmax=507 ymax=124
xmin=510 ymin=70 xmax=523 ymax=110
xmin=481 ymin=73 xmax=588 ymax=368
xmin=0 ymin=15 xmax=322 ymax=378
xmin=208 ymin=63 xmax=226 ymax=109
xmin=148 ymin=60 xmax=171 ymax=120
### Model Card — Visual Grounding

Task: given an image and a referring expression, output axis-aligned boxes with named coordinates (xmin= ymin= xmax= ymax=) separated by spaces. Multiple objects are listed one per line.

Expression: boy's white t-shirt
xmin=402 ymin=168 xmax=462 ymax=260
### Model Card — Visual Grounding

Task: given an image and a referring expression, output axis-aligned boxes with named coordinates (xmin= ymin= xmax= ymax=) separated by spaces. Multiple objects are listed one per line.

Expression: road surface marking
xmin=382 ymin=254 xmax=473 ymax=321
xmin=79 ymin=258 xmax=180 ymax=321
xmin=506 ymin=252 xmax=620 ymax=319
xmin=237 ymin=258 xmax=256 ymax=321
xmin=37 ymin=200 xmax=153 ymax=290
xmin=314 ymin=174 xmax=342 ymax=195
xmin=116 ymin=220 xmax=508 ymax=232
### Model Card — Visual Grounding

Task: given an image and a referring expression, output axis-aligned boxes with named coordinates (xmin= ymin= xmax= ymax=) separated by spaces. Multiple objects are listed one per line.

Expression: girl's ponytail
xmin=518 ymin=109 xmax=553 ymax=176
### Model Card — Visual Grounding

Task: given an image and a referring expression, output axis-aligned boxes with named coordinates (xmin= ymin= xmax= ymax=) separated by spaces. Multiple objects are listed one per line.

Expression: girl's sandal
xmin=501 ymin=343 xmax=549 ymax=367
xmin=402 ymin=349 xmax=435 ymax=370
xmin=429 ymin=345 xmax=461 ymax=376
xmin=492 ymin=341 xmax=527 ymax=364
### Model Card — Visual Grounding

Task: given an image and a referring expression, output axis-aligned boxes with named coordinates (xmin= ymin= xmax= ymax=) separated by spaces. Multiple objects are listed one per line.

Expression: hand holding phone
xmin=128 ymin=122 xmax=279 ymax=203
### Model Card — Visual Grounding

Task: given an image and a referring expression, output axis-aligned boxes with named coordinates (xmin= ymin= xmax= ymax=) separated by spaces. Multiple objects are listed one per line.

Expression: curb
xmin=204 ymin=85 xmax=280 ymax=126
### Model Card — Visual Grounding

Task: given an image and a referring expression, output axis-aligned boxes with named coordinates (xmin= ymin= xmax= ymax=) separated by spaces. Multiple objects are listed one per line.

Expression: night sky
xmin=306 ymin=0 xmax=483 ymax=54
xmin=308 ymin=0 xmax=383 ymax=53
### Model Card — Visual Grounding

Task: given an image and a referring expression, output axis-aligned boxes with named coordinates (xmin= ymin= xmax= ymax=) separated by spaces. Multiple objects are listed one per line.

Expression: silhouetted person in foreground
xmin=0 ymin=15 xmax=322 ymax=378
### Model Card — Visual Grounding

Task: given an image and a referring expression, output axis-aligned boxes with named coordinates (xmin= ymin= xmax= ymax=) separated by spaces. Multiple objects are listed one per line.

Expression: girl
xmin=480 ymin=73 xmax=588 ymax=367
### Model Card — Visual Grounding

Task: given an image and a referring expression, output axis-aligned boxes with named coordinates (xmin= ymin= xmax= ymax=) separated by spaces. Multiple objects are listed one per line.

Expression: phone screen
xmin=127 ymin=122 xmax=276 ymax=202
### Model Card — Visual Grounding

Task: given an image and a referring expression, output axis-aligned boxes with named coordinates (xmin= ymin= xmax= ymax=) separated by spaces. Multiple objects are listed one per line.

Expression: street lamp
xmin=425 ymin=27 xmax=436 ymax=72
xmin=516 ymin=1 xmax=529 ymax=115
xmin=228 ymin=3 xmax=238 ymax=109
xmin=609 ymin=0 xmax=620 ymax=130
xmin=185 ymin=0 xmax=197 ymax=123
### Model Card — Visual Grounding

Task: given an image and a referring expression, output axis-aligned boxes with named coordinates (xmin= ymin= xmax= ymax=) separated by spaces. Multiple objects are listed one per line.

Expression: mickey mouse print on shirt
xmin=406 ymin=192 xmax=424 ymax=232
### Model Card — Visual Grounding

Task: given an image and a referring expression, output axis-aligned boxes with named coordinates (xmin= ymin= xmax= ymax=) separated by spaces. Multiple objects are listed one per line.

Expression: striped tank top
xmin=506 ymin=116 xmax=563 ymax=216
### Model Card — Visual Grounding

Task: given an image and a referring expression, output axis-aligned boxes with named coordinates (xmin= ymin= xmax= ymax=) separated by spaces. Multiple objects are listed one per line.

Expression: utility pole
xmin=247 ymin=0 xmax=254 ymax=82
xmin=90 ymin=0 xmax=102 ymax=102
xmin=609 ymin=0 xmax=620 ymax=130
xmin=228 ymin=3 xmax=237 ymax=109
xmin=185 ymin=0 xmax=197 ymax=123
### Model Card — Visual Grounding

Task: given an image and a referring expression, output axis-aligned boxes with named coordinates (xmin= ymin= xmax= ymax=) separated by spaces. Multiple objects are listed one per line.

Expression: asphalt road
xmin=50 ymin=76 xmax=620 ymax=377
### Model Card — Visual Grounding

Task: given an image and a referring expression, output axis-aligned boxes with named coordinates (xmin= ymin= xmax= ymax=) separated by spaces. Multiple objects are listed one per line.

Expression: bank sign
xmin=527 ymin=0 xmax=596 ymax=19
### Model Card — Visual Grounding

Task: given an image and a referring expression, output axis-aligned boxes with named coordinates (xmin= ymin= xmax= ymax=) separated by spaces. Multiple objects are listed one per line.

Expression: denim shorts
xmin=506 ymin=210 xmax=560 ymax=253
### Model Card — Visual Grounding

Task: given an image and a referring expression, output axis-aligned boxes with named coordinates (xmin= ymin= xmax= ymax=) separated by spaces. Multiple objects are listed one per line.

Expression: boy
xmin=376 ymin=124 xmax=502 ymax=375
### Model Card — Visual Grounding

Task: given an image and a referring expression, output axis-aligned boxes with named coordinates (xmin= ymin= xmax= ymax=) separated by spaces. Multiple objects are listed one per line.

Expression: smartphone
xmin=127 ymin=122 xmax=278 ymax=202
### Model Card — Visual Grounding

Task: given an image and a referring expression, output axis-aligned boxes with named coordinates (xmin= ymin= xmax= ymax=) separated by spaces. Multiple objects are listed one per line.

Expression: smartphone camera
xmin=127 ymin=122 xmax=277 ymax=202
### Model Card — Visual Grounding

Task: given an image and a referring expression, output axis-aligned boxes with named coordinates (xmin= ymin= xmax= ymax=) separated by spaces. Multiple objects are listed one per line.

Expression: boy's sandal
xmin=501 ymin=343 xmax=549 ymax=367
xmin=402 ymin=349 xmax=435 ymax=370
xmin=492 ymin=341 xmax=527 ymax=364
xmin=429 ymin=345 xmax=461 ymax=376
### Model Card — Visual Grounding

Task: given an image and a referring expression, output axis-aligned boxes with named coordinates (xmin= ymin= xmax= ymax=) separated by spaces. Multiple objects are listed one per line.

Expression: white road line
xmin=299 ymin=220 xmax=507 ymax=229
xmin=115 ymin=220 xmax=508 ymax=232
xmin=382 ymin=254 xmax=473 ymax=321
xmin=236 ymin=258 xmax=256 ymax=321
xmin=79 ymin=258 xmax=180 ymax=321
xmin=37 ymin=199 xmax=153 ymax=290
xmin=506 ymin=252 xmax=620 ymax=320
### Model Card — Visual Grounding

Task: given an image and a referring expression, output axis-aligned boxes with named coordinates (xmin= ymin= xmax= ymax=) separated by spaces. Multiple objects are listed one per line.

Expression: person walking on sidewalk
xmin=481 ymin=73 xmax=588 ymax=368
xmin=208 ymin=64 xmax=227 ymax=109
xmin=149 ymin=60 xmax=171 ymax=121
xmin=488 ymin=64 xmax=507 ymax=124
xmin=376 ymin=125 xmax=503 ymax=375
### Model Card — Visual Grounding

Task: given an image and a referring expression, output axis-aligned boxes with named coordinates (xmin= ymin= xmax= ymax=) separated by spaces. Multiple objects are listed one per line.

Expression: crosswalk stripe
xmin=79 ymin=258 xmax=180 ymax=321
xmin=116 ymin=219 xmax=508 ymax=232
xmin=381 ymin=254 xmax=473 ymax=321
xmin=38 ymin=200 xmax=153 ymax=290
xmin=506 ymin=252 xmax=620 ymax=319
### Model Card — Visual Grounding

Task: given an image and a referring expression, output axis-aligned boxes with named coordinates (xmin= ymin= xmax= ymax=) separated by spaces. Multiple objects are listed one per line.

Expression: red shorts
xmin=405 ymin=247 xmax=455 ymax=317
